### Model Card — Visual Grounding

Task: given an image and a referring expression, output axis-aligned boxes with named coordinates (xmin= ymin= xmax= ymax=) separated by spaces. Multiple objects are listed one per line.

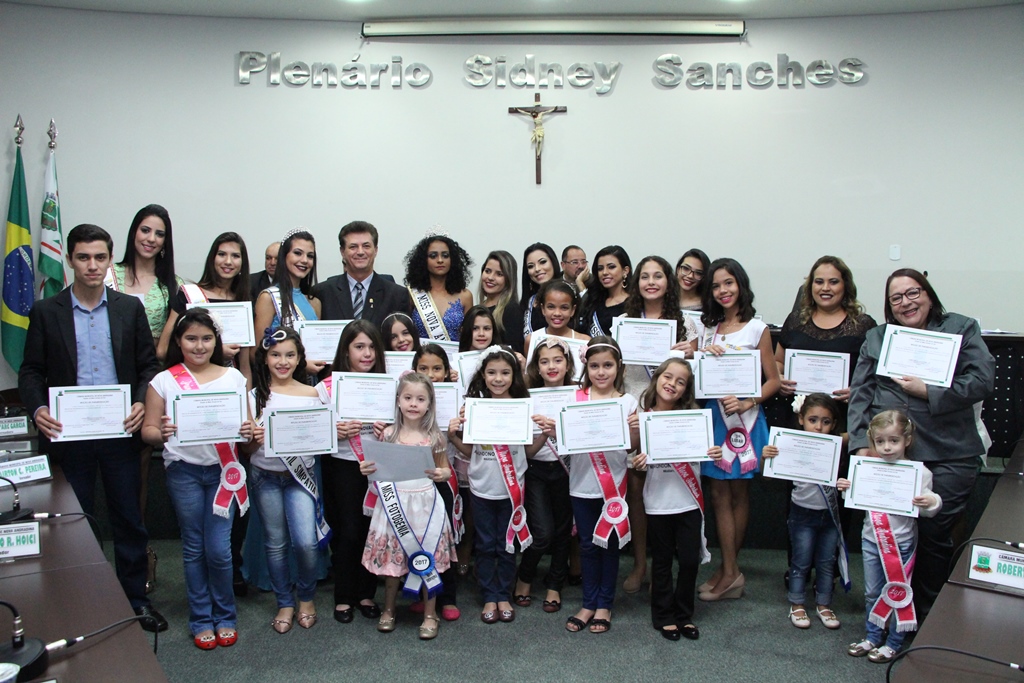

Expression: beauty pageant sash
xmin=671 ymin=462 xmax=711 ymax=563
xmin=818 ymin=484 xmax=851 ymax=591
xmin=868 ymin=511 xmax=917 ymax=633
xmin=576 ymin=389 xmax=630 ymax=548
xmin=491 ymin=444 xmax=532 ymax=553
xmin=322 ymin=376 xmax=377 ymax=516
xmin=409 ymin=288 xmax=450 ymax=341
xmin=376 ymin=480 xmax=445 ymax=598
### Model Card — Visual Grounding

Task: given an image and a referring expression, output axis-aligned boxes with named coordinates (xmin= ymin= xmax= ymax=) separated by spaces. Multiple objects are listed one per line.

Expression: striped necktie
xmin=353 ymin=281 xmax=364 ymax=319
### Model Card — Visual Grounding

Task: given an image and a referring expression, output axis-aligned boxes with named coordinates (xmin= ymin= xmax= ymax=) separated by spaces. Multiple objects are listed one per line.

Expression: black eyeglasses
xmin=678 ymin=264 xmax=704 ymax=280
xmin=888 ymin=287 xmax=922 ymax=306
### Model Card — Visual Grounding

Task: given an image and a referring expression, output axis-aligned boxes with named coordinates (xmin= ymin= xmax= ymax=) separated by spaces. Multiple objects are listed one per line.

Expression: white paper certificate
xmin=172 ymin=389 xmax=247 ymax=446
xmin=419 ymin=339 xmax=460 ymax=368
xmin=455 ymin=351 xmax=483 ymax=391
xmin=462 ymin=398 xmax=533 ymax=445
xmin=296 ymin=320 xmax=351 ymax=362
xmin=762 ymin=427 xmax=843 ymax=486
xmin=845 ymin=456 xmax=925 ymax=518
xmin=529 ymin=386 xmax=577 ymax=421
xmin=694 ymin=351 xmax=762 ymax=399
xmin=612 ymin=317 xmax=677 ymax=366
xmin=332 ymin=372 xmax=397 ymax=423
xmin=639 ymin=409 xmax=713 ymax=463
xmin=876 ymin=325 xmax=963 ymax=388
xmin=49 ymin=384 xmax=131 ymax=441
xmin=384 ymin=351 xmax=415 ymax=377
xmin=555 ymin=398 xmax=630 ymax=455
xmin=265 ymin=405 xmax=338 ymax=457
xmin=186 ymin=302 xmax=255 ymax=347
xmin=783 ymin=350 xmax=850 ymax=395
xmin=525 ymin=333 xmax=587 ymax=381
xmin=363 ymin=441 xmax=437 ymax=483
xmin=432 ymin=383 xmax=462 ymax=429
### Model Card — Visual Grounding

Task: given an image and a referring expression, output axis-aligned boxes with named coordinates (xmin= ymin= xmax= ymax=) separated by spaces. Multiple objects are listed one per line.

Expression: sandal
xmin=848 ymin=639 xmax=877 ymax=657
xmin=514 ymin=594 xmax=532 ymax=607
xmin=789 ymin=606 xmax=811 ymax=629
xmin=271 ymin=616 xmax=293 ymax=635
xmin=589 ymin=618 xmax=611 ymax=634
xmin=418 ymin=614 xmax=440 ymax=640
xmin=542 ymin=599 xmax=561 ymax=613
xmin=565 ymin=615 xmax=591 ymax=633
xmin=868 ymin=645 xmax=898 ymax=663
xmin=297 ymin=612 xmax=317 ymax=629
xmin=816 ymin=606 xmax=840 ymax=630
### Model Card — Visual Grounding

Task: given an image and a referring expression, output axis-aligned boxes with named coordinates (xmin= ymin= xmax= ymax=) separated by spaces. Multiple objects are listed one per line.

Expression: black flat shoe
xmin=661 ymin=627 xmax=681 ymax=641
xmin=357 ymin=603 xmax=381 ymax=619
xmin=333 ymin=607 xmax=354 ymax=623
xmin=681 ymin=624 xmax=700 ymax=640
xmin=134 ymin=605 xmax=168 ymax=633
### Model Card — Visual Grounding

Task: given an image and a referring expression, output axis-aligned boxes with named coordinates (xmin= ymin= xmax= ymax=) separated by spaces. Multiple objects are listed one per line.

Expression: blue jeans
xmin=166 ymin=461 xmax=236 ymax=635
xmin=250 ymin=467 xmax=319 ymax=608
xmin=862 ymin=535 xmax=916 ymax=652
xmin=471 ymin=494 xmax=516 ymax=604
xmin=787 ymin=504 xmax=840 ymax=606
xmin=571 ymin=496 xmax=621 ymax=611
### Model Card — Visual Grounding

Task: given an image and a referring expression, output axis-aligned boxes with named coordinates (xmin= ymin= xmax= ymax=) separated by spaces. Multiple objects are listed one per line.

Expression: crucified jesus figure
xmin=509 ymin=93 xmax=567 ymax=184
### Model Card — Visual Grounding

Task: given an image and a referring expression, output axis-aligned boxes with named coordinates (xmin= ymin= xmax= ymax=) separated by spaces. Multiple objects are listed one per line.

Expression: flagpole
xmin=38 ymin=119 xmax=67 ymax=299
xmin=3 ymin=115 xmax=34 ymax=371
xmin=48 ymin=119 xmax=57 ymax=150
xmin=13 ymin=115 xmax=23 ymax=147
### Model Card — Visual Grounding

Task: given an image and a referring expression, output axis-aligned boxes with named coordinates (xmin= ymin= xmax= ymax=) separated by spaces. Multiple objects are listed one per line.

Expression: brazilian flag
xmin=2 ymin=148 xmax=34 ymax=372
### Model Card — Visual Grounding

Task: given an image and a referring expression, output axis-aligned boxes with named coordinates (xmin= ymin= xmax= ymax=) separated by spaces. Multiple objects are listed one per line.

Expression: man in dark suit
xmin=248 ymin=240 xmax=279 ymax=300
xmin=313 ymin=221 xmax=411 ymax=328
xmin=19 ymin=224 xmax=168 ymax=632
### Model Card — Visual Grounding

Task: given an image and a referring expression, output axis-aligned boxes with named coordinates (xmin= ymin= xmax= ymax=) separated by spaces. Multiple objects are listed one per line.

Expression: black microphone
xmin=0 ymin=601 xmax=47 ymax=681
xmin=0 ymin=477 xmax=34 ymax=525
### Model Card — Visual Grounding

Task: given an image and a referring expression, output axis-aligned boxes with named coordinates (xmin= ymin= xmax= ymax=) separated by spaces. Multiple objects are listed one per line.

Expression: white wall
xmin=1 ymin=3 xmax=1022 ymax=389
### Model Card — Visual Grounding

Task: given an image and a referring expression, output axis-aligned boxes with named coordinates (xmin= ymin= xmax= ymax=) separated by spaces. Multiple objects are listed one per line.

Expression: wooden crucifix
xmin=509 ymin=93 xmax=567 ymax=184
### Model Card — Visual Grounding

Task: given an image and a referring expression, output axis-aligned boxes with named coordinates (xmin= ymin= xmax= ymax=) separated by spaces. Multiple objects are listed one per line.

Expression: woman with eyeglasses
xmin=847 ymin=268 xmax=995 ymax=623
xmin=676 ymin=249 xmax=710 ymax=340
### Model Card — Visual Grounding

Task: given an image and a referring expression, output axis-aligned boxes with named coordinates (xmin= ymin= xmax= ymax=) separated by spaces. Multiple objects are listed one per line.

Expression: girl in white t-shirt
xmin=633 ymin=358 xmax=721 ymax=641
xmin=142 ymin=308 xmax=254 ymax=650
xmin=447 ymin=345 xmax=545 ymax=625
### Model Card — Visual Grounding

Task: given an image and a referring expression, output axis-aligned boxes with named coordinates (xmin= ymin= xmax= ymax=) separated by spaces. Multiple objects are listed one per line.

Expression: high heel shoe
xmin=145 ymin=546 xmax=158 ymax=594
xmin=698 ymin=573 xmax=745 ymax=601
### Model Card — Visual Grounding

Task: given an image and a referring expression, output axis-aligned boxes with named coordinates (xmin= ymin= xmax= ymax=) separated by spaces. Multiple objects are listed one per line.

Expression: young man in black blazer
xmin=19 ymin=224 xmax=168 ymax=632
xmin=313 ymin=220 xmax=412 ymax=328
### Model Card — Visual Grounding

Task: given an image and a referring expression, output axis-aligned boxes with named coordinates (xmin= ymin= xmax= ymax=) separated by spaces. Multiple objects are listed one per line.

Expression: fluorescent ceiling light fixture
xmin=361 ymin=18 xmax=745 ymax=37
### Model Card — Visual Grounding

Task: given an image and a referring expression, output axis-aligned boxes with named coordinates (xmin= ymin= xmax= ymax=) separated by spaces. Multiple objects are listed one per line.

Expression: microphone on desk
xmin=0 ymin=601 xmax=47 ymax=682
xmin=0 ymin=477 xmax=34 ymax=525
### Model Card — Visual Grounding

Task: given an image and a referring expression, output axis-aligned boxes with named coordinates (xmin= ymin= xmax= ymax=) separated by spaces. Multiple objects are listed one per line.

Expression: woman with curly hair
xmin=404 ymin=231 xmax=473 ymax=343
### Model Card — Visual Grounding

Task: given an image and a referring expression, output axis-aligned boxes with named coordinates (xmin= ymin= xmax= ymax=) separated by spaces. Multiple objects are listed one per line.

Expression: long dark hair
xmin=165 ymin=308 xmax=225 ymax=369
xmin=458 ymin=305 xmax=497 ymax=352
xmin=625 ymin=255 xmax=685 ymax=342
xmin=404 ymin=233 xmax=473 ymax=294
xmin=701 ymin=258 xmax=756 ymax=327
xmin=579 ymin=336 xmax=625 ymax=393
xmin=119 ymin=204 xmax=178 ymax=301
xmin=676 ymin=248 xmax=711 ymax=299
xmin=796 ymin=393 xmax=841 ymax=433
xmin=252 ymin=327 xmax=308 ymax=417
xmin=525 ymin=337 xmax=576 ymax=389
xmin=465 ymin=345 xmax=530 ymax=399
xmin=578 ymin=245 xmax=631 ymax=328
xmin=197 ymin=232 xmax=251 ymax=302
xmin=332 ymin=319 xmax=386 ymax=373
xmin=273 ymin=229 xmax=318 ymax=327
xmin=414 ymin=343 xmax=454 ymax=382
xmin=639 ymin=358 xmax=697 ymax=412
xmin=519 ymin=242 xmax=562 ymax=308
xmin=883 ymin=268 xmax=944 ymax=326
xmin=381 ymin=312 xmax=421 ymax=353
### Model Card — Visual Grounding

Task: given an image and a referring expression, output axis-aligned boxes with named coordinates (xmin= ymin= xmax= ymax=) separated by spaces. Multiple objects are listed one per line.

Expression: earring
xmin=160 ymin=248 xmax=165 ymax=258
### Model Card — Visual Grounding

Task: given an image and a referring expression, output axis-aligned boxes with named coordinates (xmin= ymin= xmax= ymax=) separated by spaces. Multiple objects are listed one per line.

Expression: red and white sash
xmin=322 ymin=376 xmax=377 ymax=516
xmin=670 ymin=462 xmax=711 ymax=563
xmin=868 ymin=511 xmax=917 ymax=633
xmin=576 ymin=389 xmax=630 ymax=548
xmin=446 ymin=468 xmax=465 ymax=543
xmin=169 ymin=364 xmax=249 ymax=519
xmin=491 ymin=444 xmax=532 ymax=553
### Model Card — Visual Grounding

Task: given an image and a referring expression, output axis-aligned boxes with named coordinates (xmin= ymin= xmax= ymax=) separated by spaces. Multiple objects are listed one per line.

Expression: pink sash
xmin=446 ymin=468 xmax=465 ymax=543
xmin=322 ymin=376 xmax=377 ymax=516
xmin=576 ymin=389 xmax=630 ymax=548
xmin=169 ymin=364 xmax=248 ymax=519
xmin=493 ymin=444 xmax=531 ymax=553
xmin=868 ymin=511 xmax=917 ymax=633
xmin=670 ymin=462 xmax=710 ymax=563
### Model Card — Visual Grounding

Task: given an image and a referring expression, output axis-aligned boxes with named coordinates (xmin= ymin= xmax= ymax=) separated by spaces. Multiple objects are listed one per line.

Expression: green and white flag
xmin=38 ymin=149 xmax=65 ymax=299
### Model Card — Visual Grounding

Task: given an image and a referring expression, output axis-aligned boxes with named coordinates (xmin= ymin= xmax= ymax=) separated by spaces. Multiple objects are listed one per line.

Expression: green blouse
xmin=111 ymin=263 xmax=184 ymax=340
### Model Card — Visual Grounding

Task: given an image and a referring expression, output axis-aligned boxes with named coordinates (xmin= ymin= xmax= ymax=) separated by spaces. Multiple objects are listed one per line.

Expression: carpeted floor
xmin=139 ymin=540 xmax=893 ymax=683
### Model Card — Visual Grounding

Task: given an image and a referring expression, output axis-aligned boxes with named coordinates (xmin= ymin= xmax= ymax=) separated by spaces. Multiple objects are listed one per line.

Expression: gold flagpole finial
xmin=14 ymin=115 xmax=24 ymax=147
xmin=47 ymin=119 xmax=58 ymax=150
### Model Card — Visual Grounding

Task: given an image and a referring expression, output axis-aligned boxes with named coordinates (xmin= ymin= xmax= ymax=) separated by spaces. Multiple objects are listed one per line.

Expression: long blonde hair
xmin=384 ymin=372 xmax=446 ymax=453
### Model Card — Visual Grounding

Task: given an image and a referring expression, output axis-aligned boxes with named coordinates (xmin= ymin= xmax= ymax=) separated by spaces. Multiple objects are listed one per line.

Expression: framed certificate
xmin=525 ymin=333 xmax=587 ymax=381
xmin=49 ymin=385 xmax=131 ymax=441
xmin=694 ymin=351 xmax=762 ymax=399
xmin=845 ymin=456 xmax=925 ymax=518
xmin=612 ymin=317 xmax=676 ymax=366
xmin=419 ymin=339 xmax=460 ymax=368
xmin=362 ymin=441 xmax=437 ymax=483
xmin=186 ymin=301 xmax=255 ymax=347
xmin=384 ymin=351 xmax=415 ymax=377
xmin=639 ymin=409 xmax=713 ymax=463
xmin=762 ymin=427 xmax=843 ymax=486
xmin=876 ymin=325 xmax=963 ymax=388
xmin=332 ymin=372 xmax=397 ymax=423
xmin=265 ymin=405 xmax=338 ymax=457
xmin=555 ymin=398 xmax=630 ymax=455
xmin=296 ymin=320 xmax=351 ymax=362
xmin=172 ymin=389 xmax=247 ymax=446
xmin=462 ymin=398 xmax=533 ymax=445
xmin=783 ymin=350 xmax=850 ymax=395
xmin=432 ymin=382 xmax=462 ymax=429
xmin=455 ymin=351 xmax=483 ymax=391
